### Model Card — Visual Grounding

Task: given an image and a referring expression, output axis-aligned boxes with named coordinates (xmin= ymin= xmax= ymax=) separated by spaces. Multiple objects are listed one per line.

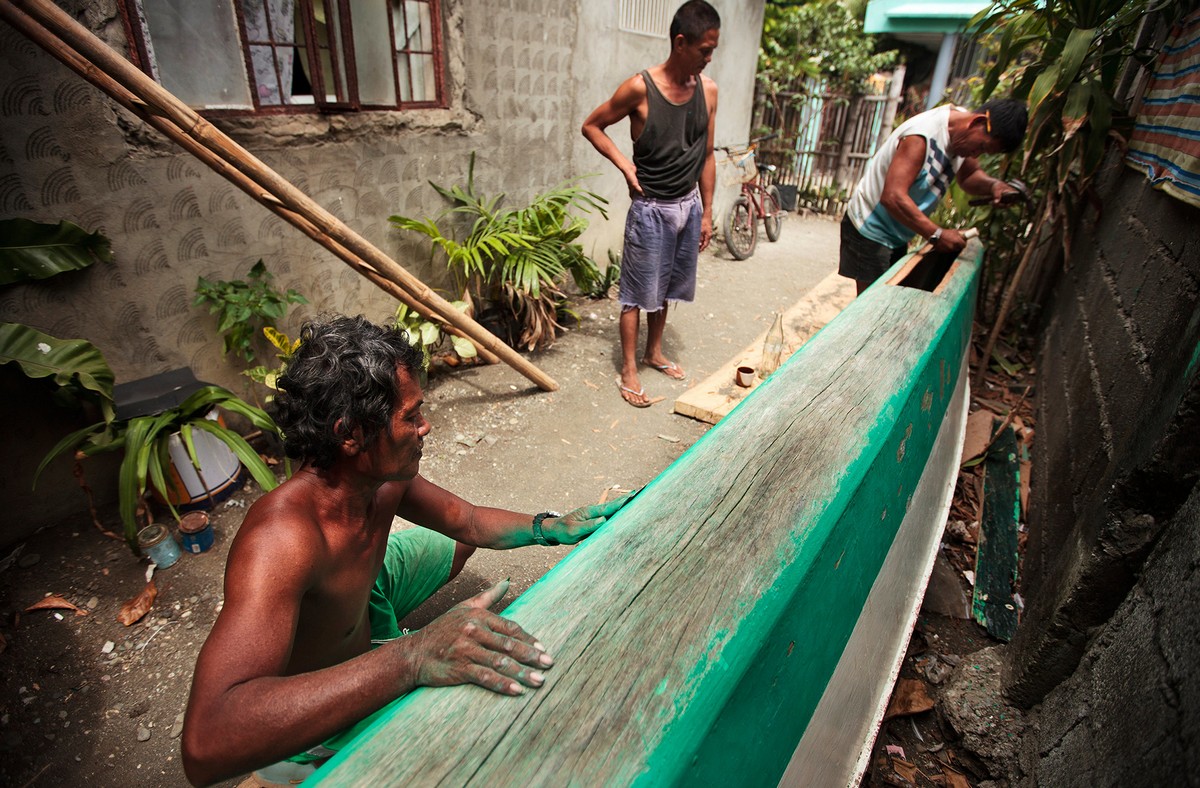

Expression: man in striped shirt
xmin=839 ymin=99 xmax=1027 ymax=295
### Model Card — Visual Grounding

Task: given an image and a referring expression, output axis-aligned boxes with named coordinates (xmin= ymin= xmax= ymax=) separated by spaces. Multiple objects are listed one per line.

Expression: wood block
xmin=672 ymin=271 xmax=856 ymax=424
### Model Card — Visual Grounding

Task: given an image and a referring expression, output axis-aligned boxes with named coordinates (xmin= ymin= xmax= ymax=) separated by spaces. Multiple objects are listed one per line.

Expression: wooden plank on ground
xmin=673 ymin=271 xmax=855 ymax=424
xmin=972 ymin=424 xmax=1021 ymax=640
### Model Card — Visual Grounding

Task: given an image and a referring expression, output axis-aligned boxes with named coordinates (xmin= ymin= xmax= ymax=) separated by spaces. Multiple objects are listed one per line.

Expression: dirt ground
xmin=0 ymin=215 xmax=1026 ymax=787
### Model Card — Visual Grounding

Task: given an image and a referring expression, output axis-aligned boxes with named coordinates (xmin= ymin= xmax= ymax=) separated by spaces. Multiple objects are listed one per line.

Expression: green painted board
xmin=310 ymin=241 xmax=984 ymax=787
xmin=972 ymin=424 xmax=1021 ymax=640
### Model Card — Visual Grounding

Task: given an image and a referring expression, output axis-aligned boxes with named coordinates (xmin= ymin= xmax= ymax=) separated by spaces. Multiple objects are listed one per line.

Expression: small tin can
xmin=178 ymin=511 xmax=214 ymax=554
xmin=137 ymin=523 xmax=181 ymax=569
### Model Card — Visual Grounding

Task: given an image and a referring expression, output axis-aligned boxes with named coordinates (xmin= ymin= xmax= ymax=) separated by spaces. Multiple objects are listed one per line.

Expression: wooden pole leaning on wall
xmin=2 ymin=0 xmax=543 ymax=385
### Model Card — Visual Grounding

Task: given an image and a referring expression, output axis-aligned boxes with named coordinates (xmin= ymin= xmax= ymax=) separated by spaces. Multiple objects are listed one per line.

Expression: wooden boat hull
xmin=310 ymin=241 xmax=982 ymax=787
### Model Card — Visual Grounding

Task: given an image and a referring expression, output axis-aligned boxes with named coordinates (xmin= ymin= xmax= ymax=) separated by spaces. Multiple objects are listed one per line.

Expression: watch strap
xmin=532 ymin=511 xmax=562 ymax=546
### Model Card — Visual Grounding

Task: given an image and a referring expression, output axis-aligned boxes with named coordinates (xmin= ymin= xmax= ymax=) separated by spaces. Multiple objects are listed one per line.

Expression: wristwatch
xmin=532 ymin=511 xmax=563 ymax=546
xmin=929 ymin=228 xmax=943 ymax=243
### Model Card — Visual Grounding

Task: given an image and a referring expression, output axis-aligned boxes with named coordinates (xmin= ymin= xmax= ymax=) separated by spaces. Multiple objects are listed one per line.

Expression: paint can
xmin=137 ymin=523 xmax=181 ymax=569
xmin=178 ymin=511 xmax=214 ymax=554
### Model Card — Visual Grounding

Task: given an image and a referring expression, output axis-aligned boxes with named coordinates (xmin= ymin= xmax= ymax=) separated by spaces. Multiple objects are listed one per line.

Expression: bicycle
xmin=718 ymin=134 xmax=785 ymax=260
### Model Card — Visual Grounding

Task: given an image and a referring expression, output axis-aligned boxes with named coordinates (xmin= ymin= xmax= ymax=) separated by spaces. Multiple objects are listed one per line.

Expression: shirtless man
xmin=582 ymin=0 xmax=719 ymax=408
xmin=181 ymin=315 xmax=634 ymax=786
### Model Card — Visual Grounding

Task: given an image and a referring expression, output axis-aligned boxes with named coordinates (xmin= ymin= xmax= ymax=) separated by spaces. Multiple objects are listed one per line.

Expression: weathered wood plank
xmin=311 ymin=241 xmax=983 ymax=786
xmin=972 ymin=424 xmax=1021 ymax=641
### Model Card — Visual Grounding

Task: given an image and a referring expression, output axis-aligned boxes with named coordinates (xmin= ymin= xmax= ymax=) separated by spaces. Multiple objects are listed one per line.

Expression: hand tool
xmin=968 ymin=179 xmax=1031 ymax=207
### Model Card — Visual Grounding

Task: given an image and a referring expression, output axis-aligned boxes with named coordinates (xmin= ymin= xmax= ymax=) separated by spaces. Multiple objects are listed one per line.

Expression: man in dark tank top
xmin=582 ymin=0 xmax=719 ymax=408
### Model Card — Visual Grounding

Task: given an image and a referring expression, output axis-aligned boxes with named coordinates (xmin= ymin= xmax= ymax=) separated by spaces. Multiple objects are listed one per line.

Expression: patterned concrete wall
xmin=0 ymin=0 xmax=764 ymax=540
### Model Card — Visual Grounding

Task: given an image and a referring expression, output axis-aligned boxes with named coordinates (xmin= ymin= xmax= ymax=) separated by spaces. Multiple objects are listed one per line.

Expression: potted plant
xmin=389 ymin=152 xmax=608 ymax=351
xmin=36 ymin=382 xmax=283 ymax=553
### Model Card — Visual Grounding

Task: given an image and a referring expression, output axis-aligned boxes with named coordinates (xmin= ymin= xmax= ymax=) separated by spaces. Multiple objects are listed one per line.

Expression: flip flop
xmin=617 ymin=377 xmax=652 ymax=408
xmin=642 ymin=359 xmax=686 ymax=380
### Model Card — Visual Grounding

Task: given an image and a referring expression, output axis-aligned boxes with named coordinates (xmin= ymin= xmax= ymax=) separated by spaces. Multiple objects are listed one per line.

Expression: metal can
xmin=137 ymin=523 xmax=181 ymax=569
xmin=178 ymin=511 xmax=214 ymax=554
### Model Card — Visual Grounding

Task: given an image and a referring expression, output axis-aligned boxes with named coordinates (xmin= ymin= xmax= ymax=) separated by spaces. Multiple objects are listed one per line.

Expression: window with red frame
xmin=123 ymin=0 xmax=444 ymax=113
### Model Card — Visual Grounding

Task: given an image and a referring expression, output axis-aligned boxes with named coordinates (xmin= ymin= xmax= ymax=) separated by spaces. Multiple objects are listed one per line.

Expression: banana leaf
xmin=1 ymin=322 xmax=115 ymax=421
xmin=0 ymin=218 xmax=112 ymax=286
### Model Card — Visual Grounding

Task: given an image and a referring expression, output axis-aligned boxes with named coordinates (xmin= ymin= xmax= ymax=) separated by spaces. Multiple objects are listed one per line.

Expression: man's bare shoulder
xmin=619 ymin=71 xmax=649 ymax=98
xmin=227 ymin=478 xmax=327 ymax=576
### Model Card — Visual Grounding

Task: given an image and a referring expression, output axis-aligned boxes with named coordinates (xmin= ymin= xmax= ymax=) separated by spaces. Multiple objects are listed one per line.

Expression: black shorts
xmin=838 ymin=214 xmax=907 ymax=284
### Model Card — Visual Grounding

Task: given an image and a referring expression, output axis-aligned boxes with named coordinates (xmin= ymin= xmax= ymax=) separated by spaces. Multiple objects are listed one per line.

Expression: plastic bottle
xmin=760 ymin=312 xmax=786 ymax=377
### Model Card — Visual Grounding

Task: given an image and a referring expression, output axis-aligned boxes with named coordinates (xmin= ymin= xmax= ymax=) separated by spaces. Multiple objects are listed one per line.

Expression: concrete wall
xmin=0 ymin=0 xmax=764 ymax=546
xmin=1004 ymin=148 xmax=1200 ymax=778
xmin=1017 ymin=482 xmax=1200 ymax=784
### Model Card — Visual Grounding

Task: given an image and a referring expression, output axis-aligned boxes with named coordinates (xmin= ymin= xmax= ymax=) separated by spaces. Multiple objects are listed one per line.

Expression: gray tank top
xmin=633 ymin=70 xmax=708 ymax=199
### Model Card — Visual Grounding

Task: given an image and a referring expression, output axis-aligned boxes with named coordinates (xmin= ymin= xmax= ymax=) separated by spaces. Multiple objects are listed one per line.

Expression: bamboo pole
xmin=2 ymin=0 xmax=545 ymax=386
xmin=0 ymin=7 xmax=501 ymax=365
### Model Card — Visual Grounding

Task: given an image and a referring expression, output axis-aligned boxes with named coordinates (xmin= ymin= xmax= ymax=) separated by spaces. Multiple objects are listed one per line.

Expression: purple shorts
xmin=618 ymin=188 xmax=701 ymax=312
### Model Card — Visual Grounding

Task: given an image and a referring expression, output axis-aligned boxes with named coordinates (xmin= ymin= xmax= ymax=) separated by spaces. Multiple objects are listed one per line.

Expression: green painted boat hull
xmin=309 ymin=242 xmax=982 ymax=787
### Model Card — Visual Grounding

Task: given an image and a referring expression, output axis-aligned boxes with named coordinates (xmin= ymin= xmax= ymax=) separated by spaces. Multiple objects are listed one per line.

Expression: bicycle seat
xmin=762 ymin=163 xmax=777 ymax=174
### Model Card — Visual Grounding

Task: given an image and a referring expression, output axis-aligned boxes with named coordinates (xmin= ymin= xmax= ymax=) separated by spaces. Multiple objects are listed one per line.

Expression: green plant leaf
xmin=1055 ymin=27 xmax=1095 ymax=92
xmin=117 ymin=417 xmax=155 ymax=548
xmin=147 ymin=440 xmax=180 ymax=524
xmin=1028 ymin=63 xmax=1062 ymax=119
xmin=33 ymin=420 xmax=108 ymax=487
xmin=0 ymin=219 xmax=112 ymax=286
xmin=191 ymin=418 xmax=278 ymax=492
xmin=1061 ymin=82 xmax=1092 ymax=141
xmin=450 ymin=334 xmax=478 ymax=358
xmin=0 ymin=322 xmax=116 ymax=421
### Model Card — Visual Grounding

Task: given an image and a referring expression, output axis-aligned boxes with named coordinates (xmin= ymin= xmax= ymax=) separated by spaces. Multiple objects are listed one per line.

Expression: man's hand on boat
xmin=403 ymin=579 xmax=555 ymax=696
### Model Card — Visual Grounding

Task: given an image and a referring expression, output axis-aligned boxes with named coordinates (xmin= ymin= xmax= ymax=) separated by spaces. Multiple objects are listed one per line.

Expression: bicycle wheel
xmin=723 ymin=195 xmax=757 ymax=260
xmin=764 ymin=185 xmax=783 ymax=243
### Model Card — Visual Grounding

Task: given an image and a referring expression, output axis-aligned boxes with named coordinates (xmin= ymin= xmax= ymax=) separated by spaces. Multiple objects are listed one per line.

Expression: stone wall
xmin=0 ymin=0 xmax=764 ymax=544
xmin=1004 ymin=146 xmax=1200 ymax=778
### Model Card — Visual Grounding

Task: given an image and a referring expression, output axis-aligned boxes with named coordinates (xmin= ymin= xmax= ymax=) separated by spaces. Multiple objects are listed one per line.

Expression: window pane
xmin=309 ymin=0 xmax=348 ymax=103
xmin=139 ymin=0 xmax=252 ymax=108
xmin=404 ymin=0 xmax=429 ymax=51
xmin=241 ymin=0 xmax=300 ymax=106
xmin=414 ymin=53 xmax=435 ymax=102
xmin=393 ymin=0 xmax=436 ymax=103
xmin=350 ymin=0 xmax=395 ymax=105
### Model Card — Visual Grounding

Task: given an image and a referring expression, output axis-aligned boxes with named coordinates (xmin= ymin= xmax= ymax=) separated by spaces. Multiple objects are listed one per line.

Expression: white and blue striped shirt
xmin=847 ymin=105 xmax=965 ymax=249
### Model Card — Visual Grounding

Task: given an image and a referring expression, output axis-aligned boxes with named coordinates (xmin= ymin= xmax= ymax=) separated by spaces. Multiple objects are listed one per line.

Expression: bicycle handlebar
xmin=718 ymin=132 xmax=780 ymax=154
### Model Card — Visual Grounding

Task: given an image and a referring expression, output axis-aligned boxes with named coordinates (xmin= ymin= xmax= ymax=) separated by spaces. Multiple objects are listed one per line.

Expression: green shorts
xmin=286 ymin=527 xmax=455 ymax=764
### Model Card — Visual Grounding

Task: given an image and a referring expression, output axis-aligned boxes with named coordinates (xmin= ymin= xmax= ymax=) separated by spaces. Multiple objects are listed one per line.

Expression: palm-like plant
xmin=37 ymin=385 xmax=282 ymax=553
xmin=390 ymin=153 xmax=608 ymax=351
